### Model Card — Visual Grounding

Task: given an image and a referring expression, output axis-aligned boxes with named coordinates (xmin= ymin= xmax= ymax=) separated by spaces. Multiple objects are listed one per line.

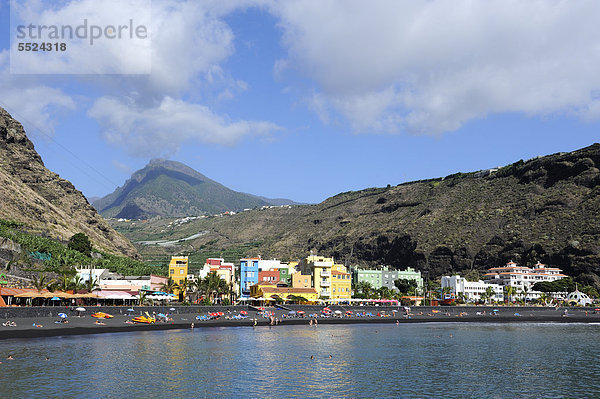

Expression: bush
xmin=68 ymin=233 xmax=92 ymax=256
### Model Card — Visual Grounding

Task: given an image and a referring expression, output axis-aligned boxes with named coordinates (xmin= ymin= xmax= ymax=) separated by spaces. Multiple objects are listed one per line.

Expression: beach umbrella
xmin=75 ymin=307 xmax=86 ymax=311
xmin=169 ymin=307 xmax=176 ymax=311
xmin=334 ymin=310 xmax=342 ymax=314
xmin=51 ymin=296 xmax=61 ymax=301
xmin=58 ymin=313 xmax=68 ymax=318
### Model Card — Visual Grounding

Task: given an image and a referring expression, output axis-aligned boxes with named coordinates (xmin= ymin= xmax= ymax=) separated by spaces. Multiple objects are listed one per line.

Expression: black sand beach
xmin=1 ymin=305 xmax=598 ymax=340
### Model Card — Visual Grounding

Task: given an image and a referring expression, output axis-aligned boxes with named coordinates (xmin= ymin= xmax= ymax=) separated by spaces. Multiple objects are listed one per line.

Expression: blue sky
xmin=1 ymin=1 xmax=600 ymax=204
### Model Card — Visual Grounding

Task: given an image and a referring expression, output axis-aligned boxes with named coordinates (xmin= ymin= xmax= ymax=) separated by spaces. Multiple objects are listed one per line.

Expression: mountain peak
xmin=93 ymin=160 xmax=296 ymax=219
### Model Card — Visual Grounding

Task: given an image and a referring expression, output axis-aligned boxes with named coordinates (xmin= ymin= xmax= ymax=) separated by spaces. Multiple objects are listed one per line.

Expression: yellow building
xmin=168 ymin=256 xmax=188 ymax=296
xmin=251 ymin=281 xmax=318 ymax=303
xmin=304 ymin=255 xmax=334 ymax=299
xmin=331 ymin=263 xmax=352 ymax=300
xmin=292 ymin=271 xmax=312 ymax=288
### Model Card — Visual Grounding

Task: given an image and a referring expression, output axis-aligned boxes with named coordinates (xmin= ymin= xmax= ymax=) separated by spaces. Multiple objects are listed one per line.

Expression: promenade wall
xmin=0 ymin=303 xmax=589 ymax=320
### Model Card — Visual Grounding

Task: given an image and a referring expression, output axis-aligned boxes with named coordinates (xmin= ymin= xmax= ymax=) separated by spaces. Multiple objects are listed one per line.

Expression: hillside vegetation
xmin=114 ymin=144 xmax=600 ymax=288
xmin=0 ymin=219 xmax=164 ymax=278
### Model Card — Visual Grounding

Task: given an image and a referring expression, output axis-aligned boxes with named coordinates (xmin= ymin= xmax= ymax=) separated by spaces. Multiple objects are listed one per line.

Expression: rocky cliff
xmin=0 ymin=107 xmax=138 ymax=258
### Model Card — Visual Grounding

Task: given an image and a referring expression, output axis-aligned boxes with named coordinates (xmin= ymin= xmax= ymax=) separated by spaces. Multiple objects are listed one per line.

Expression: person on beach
xmin=94 ymin=320 xmax=105 ymax=325
xmin=191 ymin=323 xmax=194 ymax=329
xmin=7 ymin=355 xmax=14 ymax=360
xmin=309 ymin=319 xmax=313 ymax=326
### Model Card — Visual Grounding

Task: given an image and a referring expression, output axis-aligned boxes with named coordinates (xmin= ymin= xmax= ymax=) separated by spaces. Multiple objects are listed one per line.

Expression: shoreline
xmin=1 ymin=305 xmax=598 ymax=340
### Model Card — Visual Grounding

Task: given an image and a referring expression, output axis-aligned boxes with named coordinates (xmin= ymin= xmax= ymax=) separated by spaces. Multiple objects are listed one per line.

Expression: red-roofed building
xmin=484 ymin=261 xmax=568 ymax=299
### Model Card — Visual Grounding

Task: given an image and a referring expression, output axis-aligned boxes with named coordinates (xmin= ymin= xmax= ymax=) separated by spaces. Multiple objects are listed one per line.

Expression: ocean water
xmin=1 ymin=322 xmax=599 ymax=398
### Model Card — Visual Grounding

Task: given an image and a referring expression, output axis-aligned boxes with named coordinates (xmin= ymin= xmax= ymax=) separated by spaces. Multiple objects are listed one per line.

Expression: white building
xmin=484 ymin=261 xmax=568 ymax=300
xmin=441 ymin=275 xmax=503 ymax=302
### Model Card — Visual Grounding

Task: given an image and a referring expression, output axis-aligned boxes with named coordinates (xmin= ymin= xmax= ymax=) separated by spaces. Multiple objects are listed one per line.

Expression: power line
xmin=0 ymin=101 xmax=120 ymax=191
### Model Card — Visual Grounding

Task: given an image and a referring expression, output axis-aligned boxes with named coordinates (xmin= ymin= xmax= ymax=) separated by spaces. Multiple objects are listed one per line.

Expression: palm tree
xmin=520 ymin=286 xmax=529 ymax=303
xmin=484 ymin=286 xmax=496 ymax=304
xmin=204 ymin=271 xmax=225 ymax=303
xmin=138 ymin=290 xmax=148 ymax=306
xmin=539 ymin=292 xmax=550 ymax=306
xmin=178 ymin=278 xmax=193 ymax=302
xmin=32 ymin=272 xmax=54 ymax=292
xmin=56 ymin=273 xmax=73 ymax=292
xmin=504 ymin=286 xmax=516 ymax=303
xmin=71 ymin=276 xmax=84 ymax=294
xmin=160 ymin=277 xmax=179 ymax=295
xmin=193 ymin=278 xmax=208 ymax=303
xmin=377 ymin=286 xmax=394 ymax=299
xmin=84 ymin=277 xmax=100 ymax=293
xmin=355 ymin=281 xmax=374 ymax=299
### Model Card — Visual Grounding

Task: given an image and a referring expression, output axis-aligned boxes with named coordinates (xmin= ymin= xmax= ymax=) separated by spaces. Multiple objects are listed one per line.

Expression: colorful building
xmin=331 ymin=263 xmax=352 ymax=300
xmin=292 ymin=271 xmax=312 ymax=288
xmin=301 ymin=255 xmax=334 ymax=299
xmin=258 ymin=270 xmax=280 ymax=283
xmin=250 ymin=281 xmax=318 ymax=303
xmin=240 ymin=257 xmax=261 ymax=298
xmin=199 ymin=258 xmax=237 ymax=294
xmin=168 ymin=256 xmax=189 ymax=296
xmin=353 ymin=266 xmax=423 ymax=291
xmin=240 ymin=257 xmax=292 ymax=298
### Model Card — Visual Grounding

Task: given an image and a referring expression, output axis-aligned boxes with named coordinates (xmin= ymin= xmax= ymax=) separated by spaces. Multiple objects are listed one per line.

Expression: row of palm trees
xmin=160 ymin=271 xmax=235 ymax=304
xmin=31 ymin=271 xmax=99 ymax=293
xmin=353 ymin=281 xmax=410 ymax=300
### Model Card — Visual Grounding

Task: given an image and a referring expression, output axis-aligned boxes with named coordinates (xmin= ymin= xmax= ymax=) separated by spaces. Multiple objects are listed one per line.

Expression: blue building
xmin=239 ymin=257 xmax=260 ymax=298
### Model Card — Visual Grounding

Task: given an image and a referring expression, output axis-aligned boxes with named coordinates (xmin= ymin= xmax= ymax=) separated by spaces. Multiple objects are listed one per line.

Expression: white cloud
xmin=271 ymin=0 xmax=600 ymax=134
xmin=5 ymin=0 xmax=282 ymax=154
xmin=0 ymin=51 xmax=76 ymax=135
xmin=88 ymin=96 xmax=281 ymax=157
xmin=111 ymin=159 xmax=133 ymax=175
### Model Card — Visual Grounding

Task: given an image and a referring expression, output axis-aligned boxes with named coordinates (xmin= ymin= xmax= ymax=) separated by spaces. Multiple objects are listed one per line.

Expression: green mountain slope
xmin=113 ymin=143 xmax=600 ymax=285
xmin=94 ymin=160 xmax=276 ymax=218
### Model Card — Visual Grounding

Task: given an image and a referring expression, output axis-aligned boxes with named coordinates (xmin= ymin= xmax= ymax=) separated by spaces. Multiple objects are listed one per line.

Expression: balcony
xmin=320 ymin=290 xmax=331 ymax=297
xmin=320 ymin=280 xmax=331 ymax=287
xmin=320 ymin=270 xmax=331 ymax=277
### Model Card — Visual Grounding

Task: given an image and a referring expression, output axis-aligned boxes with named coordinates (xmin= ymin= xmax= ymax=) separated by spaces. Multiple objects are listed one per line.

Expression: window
xmin=180 ymin=270 xmax=184 ymax=274
xmin=170 ymin=269 xmax=174 ymax=275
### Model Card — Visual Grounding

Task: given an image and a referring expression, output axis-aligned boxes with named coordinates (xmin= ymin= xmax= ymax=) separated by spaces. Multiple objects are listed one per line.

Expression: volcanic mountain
xmin=114 ymin=143 xmax=600 ymax=285
xmin=93 ymin=160 xmax=297 ymax=219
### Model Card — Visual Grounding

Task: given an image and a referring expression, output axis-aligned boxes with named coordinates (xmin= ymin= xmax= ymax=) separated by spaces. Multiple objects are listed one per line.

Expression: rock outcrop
xmin=0 ymin=107 xmax=138 ymax=258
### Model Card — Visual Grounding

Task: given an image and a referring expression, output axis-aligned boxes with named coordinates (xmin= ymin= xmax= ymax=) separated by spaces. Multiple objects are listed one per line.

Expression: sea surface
xmin=1 ymin=322 xmax=599 ymax=398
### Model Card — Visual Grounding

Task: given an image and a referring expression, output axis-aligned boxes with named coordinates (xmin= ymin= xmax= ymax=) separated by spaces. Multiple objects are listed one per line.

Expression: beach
xmin=1 ymin=305 xmax=598 ymax=340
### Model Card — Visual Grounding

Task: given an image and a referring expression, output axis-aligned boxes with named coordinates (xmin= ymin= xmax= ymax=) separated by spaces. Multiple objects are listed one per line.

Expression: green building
xmin=353 ymin=266 xmax=423 ymax=291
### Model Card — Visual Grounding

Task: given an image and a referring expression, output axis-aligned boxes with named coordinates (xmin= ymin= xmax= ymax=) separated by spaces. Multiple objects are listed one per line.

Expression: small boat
xmin=131 ymin=315 xmax=155 ymax=324
xmin=91 ymin=312 xmax=114 ymax=319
